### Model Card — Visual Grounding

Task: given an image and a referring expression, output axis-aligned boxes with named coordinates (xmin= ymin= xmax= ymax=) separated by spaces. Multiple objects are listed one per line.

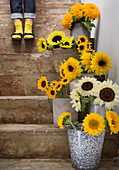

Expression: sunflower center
xmin=99 ymin=87 xmax=115 ymax=102
xmin=52 ymin=36 xmax=62 ymax=43
xmin=81 ymin=38 xmax=85 ymax=42
xmin=57 ymin=84 xmax=60 ymax=89
xmin=80 ymin=45 xmax=84 ymax=50
xmin=98 ymin=60 xmax=106 ymax=66
xmin=63 ymin=78 xmax=67 ymax=82
xmin=89 ymin=119 xmax=99 ymax=129
xmin=82 ymin=82 xmax=93 ymax=91
xmin=51 ymin=90 xmax=55 ymax=95
xmin=68 ymin=65 xmax=74 ymax=72
xmin=41 ymin=81 xmax=46 ymax=87
xmin=64 ymin=42 xmax=69 ymax=46
xmin=61 ymin=69 xmax=65 ymax=77
xmin=42 ymin=42 xmax=45 ymax=49
xmin=112 ymin=119 xmax=115 ymax=126
xmin=91 ymin=7 xmax=94 ymax=10
xmin=76 ymin=100 xmax=78 ymax=103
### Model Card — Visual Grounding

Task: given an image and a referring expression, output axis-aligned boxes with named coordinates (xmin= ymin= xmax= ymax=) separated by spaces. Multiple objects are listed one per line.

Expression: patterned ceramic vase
xmin=67 ymin=129 xmax=105 ymax=170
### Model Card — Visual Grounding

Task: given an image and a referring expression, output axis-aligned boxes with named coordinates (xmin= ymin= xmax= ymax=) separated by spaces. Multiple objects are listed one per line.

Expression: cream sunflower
xmin=91 ymin=51 xmax=113 ymax=76
xmin=70 ymin=88 xmax=79 ymax=100
xmin=57 ymin=112 xmax=71 ymax=129
xmin=60 ymin=77 xmax=70 ymax=85
xmin=77 ymin=42 xmax=87 ymax=53
xmin=70 ymin=98 xmax=81 ymax=112
xmin=75 ymin=76 xmax=99 ymax=97
xmin=46 ymin=87 xmax=57 ymax=99
xmin=71 ymin=2 xmax=83 ymax=19
xmin=106 ymin=110 xmax=119 ymax=134
xmin=82 ymin=112 xmax=105 ymax=136
xmin=47 ymin=31 xmax=65 ymax=46
xmin=37 ymin=38 xmax=47 ymax=52
xmin=83 ymin=3 xmax=100 ymax=20
xmin=37 ymin=76 xmax=48 ymax=91
xmin=63 ymin=57 xmax=82 ymax=81
xmin=76 ymin=35 xmax=88 ymax=45
xmin=80 ymin=52 xmax=93 ymax=73
xmin=62 ymin=12 xmax=73 ymax=29
xmin=59 ymin=36 xmax=74 ymax=49
xmin=93 ymin=79 xmax=119 ymax=110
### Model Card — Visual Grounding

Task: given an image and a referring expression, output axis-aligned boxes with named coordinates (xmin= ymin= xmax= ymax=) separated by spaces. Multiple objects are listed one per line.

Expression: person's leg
xmin=10 ymin=0 xmax=23 ymax=40
xmin=24 ymin=0 xmax=36 ymax=40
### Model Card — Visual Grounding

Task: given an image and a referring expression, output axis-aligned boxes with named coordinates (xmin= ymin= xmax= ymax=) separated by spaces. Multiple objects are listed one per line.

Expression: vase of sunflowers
xmin=57 ymin=109 xmax=119 ymax=169
xmin=62 ymin=2 xmax=100 ymax=42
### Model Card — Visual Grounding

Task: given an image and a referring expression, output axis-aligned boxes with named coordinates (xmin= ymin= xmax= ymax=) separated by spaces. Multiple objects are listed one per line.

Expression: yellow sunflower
xmin=91 ymin=52 xmax=113 ymax=76
xmin=47 ymin=31 xmax=66 ymax=46
xmin=71 ymin=2 xmax=84 ymax=19
xmin=93 ymin=79 xmax=119 ymax=110
xmin=37 ymin=76 xmax=48 ymax=91
xmin=50 ymin=80 xmax=58 ymax=88
xmin=88 ymin=49 xmax=95 ymax=55
xmin=83 ymin=3 xmax=100 ymax=20
xmin=76 ymin=35 xmax=88 ymax=45
xmin=59 ymin=36 xmax=74 ymax=49
xmin=80 ymin=52 xmax=93 ymax=73
xmin=63 ymin=57 xmax=82 ymax=81
xmin=87 ymin=42 xmax=92 ymax=51
xmin=62 ymin=12 xmax=73 ymax=29
xmin=60 ymin=77 xmax=70 ymax=85
xmin=75 ymin=76 xmax=99 ymax=97
xmin=55 ymin=81 xmax=63 ymax=92
xmin=57 ymin=112 xmax=71 ymax=129
xmin=82 ymin=112 xmax=105 ymax=136
xmin=37 ymin=38 xmax=47 ymax=52
xmin=46 ymin=87 xmax=57 ymax=99
xmin=59 ymin=62 xmax=65 ymax=78
xmin=77 ymin=42 xmax=87 ymax=53
xmin=106 ymin=110 xmax=119 ymax=134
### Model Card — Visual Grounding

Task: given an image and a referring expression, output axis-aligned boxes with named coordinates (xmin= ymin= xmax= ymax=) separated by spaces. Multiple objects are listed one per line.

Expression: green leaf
xmin=47 ymin=45 xmax=53 ymax=51
xmin=72 ymin=16 xmax=76 ymax=23
xmin=48 ymin=98 xmax=51 ymax=104
xmin=68 ymin=7 xmax=71 ymax=12
xmin=81 ymin=102 xmax=86 ymax=112
xmin=89 ymin=96 xmax=96 ymax=103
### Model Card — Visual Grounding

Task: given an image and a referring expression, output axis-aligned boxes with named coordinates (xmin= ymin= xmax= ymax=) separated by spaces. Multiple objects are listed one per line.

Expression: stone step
xmin=0 ymin=124 xmax=118 ymax=159
xmin=0 ymin=124 xmax=70 ymax=159
xmin=0 ymin=73 xmax=60 ymax=96
xmin=0 ymin=159 xmax=119 ymax=170
xmin=0 ymin=96 xmax=53 ymax=124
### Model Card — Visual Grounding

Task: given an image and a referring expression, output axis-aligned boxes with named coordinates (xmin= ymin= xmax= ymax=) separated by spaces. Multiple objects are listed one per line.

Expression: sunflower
xmin=37 ymin=38 xmax=47 ymax=52
xmin=75 ymin=76 xmax=100 ymax=97
xmin=82 ymin=112 xmax=105 ymax=136
xmin=80 ymin=52 xmax=93 ymax=73
xmin=37 ymin=76 xmax=48 ymax=91
xmin=46 ymin=87 xmax=57 ymax=99
xmin=70 ymin=98 xmax=81 ymax=112
xmin=71 ymin=2 xmax=84 ymax=19
xmin=88 ymin=49 xmax=95 ymax=55
xmin=47 ymin=31 xmax=66 ymax=46
xmin=50 ymin=80 xmax=58 ymax=88
xmin=55 ymin=81 xmax=63 ymax=92
xmin=87 ymin=42 xmax=92 ymax=51
xmin=59 ymin=62 xmax=65 ymax=78
xmin=106 ymin=110 xmax=119 ymax=134
xmin=63 ymin=57 xmax=82 ymax=81
xmin=70 ymin=89 xmax=79 ymax=100
xmin=77 ymin=42 xmax=87 ymax=53
xmin=59 ymin=36 xmax=74 ymax=49
xmin=57 ymin=112 xmax=71 ymax=129
xmin=60 ymin=77 xmax=70 ymax=85
xmin=91 ymin=52 xmax=113 ymax=76
xmin=76 ymin=35 xmax=88 ymax=45
xmin=83 ymin=3 xmax=100 ymax=20
xmin=62 ymin=12 xmax=73 ymax=29
xmin=93 ymin=79 xmax=119 ymax=110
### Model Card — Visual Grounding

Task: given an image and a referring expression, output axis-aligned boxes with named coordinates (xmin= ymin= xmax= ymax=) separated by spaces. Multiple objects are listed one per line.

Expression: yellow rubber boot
xmin=24 ymin=21 xmax=34 ymax=40
xmin=12 ymin=21 xmax=23 ymax=40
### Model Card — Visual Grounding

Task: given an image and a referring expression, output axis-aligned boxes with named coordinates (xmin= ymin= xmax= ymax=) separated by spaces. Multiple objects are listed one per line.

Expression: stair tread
xmin=0 ymin=124 xmax=63 ymax=132
xmin=0 ymin=158 xmax=119 ymax=170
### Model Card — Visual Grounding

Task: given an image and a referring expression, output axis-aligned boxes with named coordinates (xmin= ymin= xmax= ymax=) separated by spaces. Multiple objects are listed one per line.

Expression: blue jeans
xmin=10 ymin=0 xmax=36 ymax=19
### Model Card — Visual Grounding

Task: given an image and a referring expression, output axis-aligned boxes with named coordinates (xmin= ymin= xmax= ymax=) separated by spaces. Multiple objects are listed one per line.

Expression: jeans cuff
xmin=11 ymin=13 xmax=23 ymax=19
xmin=24 ymin=13 xmax=36 ymax=19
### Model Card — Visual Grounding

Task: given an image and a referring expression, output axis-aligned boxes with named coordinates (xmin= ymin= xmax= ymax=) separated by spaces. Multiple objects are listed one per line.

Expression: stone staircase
xmin=0 ymin=0 xmax=119 ymax=169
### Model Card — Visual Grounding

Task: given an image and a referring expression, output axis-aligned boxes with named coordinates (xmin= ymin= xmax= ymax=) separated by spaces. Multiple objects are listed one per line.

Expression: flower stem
xmin=69 ymin=121 xmax=77 ymax=130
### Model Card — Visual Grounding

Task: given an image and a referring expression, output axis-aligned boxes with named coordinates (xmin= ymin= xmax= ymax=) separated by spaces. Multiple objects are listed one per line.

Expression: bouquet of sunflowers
xmin=62 ymin=2 xmax=100 ymax=31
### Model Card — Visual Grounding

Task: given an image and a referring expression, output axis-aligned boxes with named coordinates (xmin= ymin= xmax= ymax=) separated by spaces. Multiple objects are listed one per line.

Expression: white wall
xmin=82 ymin=0 xmax=119 ymax=113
